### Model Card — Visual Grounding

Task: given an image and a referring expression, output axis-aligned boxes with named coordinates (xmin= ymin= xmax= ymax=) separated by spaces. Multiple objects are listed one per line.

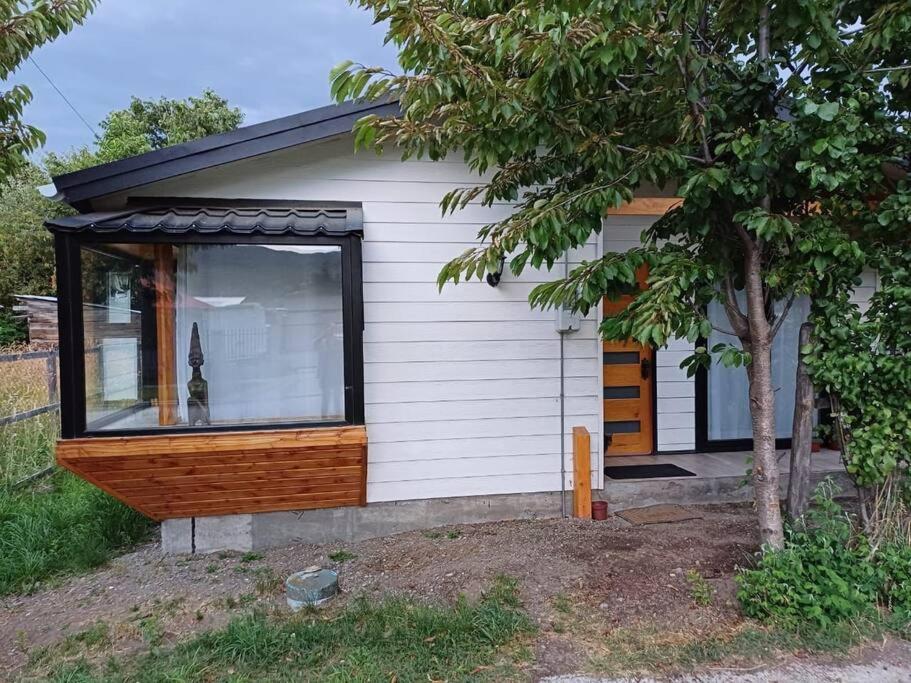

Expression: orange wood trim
xmin=56 ymin=426 xmax=368 ymax=459
xmin=640 ymin=345 xmax=655 ymax=453
xmin=603 ymin=364 xmax=641 ymax=386
xmin=572 ymin=426 xmax=592 ymax=519
xmin=602 ymin=398 xmax=642 ymax=421
xmin=359 ymin=442 xmax=368 ymax=506
xmin=606 ymin=197 xmax=682 ymax=216
xmin=154 ymin=245 xmax=178 ymax=425
xmin=56 ymin=426 xmax=369 ymax=521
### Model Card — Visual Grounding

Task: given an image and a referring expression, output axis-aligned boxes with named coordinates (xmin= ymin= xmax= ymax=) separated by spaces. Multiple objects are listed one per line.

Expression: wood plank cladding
xmin=56 ymin=426 xmax=368 ymax=521
xmin=154 ymin=245 xmax=178 ymax=426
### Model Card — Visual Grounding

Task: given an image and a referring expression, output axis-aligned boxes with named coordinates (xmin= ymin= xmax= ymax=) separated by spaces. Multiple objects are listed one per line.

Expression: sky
xmin=12 ymin=1 xmax=398 ymax=156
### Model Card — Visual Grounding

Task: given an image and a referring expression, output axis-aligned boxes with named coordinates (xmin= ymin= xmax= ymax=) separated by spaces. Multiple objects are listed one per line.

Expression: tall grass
xmin=0 ymin=345 xmax=153 ymax=595
xmin=0 ymin=345 xmax=58 ymax=485
xmin=0 ymin=471 xmax=153 ymax=595
xmin=45 ymin=575 xmax=534 ymax=682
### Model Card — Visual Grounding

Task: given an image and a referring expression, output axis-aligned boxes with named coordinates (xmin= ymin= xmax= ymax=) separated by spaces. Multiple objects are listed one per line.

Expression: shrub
xmin=0 ymin=312 xmax=26 ymax=346
xmin=737 ymin=483 xmax=911 ymax=630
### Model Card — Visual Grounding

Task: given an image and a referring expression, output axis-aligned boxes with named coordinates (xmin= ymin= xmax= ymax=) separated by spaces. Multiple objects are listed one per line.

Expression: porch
xmin=598 ymin=448 xmax=850 ymax=511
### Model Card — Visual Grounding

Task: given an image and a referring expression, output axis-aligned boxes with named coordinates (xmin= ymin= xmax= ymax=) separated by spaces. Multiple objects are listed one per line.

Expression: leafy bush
xmin=0 ymin=311 xmax=26 ymax=346
xmin=737 ymin=483 xmax=911 ymax=630
xmin=0 ymin=471 xmax=152 ymax=594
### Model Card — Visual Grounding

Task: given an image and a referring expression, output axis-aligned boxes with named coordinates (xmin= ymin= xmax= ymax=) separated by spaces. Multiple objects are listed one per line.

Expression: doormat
xmin=604 ymin=463 xmax=697 ymax=480
xmin=617 ymin=504 xmax=704 ymax=525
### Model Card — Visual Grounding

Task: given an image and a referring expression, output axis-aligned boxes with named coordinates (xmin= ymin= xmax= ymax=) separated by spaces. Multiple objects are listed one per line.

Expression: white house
xmin=46 ymin=101 xmax=861 ymax=552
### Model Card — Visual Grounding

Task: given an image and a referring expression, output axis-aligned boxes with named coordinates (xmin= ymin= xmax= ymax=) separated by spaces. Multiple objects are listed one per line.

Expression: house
xmin=45 ymin=100 xmax=862 ymax=553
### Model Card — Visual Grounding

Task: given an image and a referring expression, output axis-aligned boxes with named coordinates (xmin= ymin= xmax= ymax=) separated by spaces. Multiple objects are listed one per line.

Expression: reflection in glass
xmin=81 ymin=243 xmax=345 ymax=432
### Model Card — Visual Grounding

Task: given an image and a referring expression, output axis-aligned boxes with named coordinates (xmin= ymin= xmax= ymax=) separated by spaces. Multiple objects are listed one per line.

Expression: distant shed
xmin=13 ymin=295 xmax=58 ymax=347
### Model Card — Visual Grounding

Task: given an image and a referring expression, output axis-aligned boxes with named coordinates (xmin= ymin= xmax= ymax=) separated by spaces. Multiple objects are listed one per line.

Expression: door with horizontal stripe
xmin=602 ymin=267 xmax=654 ymax=456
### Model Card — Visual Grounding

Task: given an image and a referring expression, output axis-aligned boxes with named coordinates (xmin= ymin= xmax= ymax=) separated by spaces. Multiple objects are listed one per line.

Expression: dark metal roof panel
xmin=52 ymin=99 xmax=399 ymax=206
xmin=45 ymin=205 xmax=364 ymax=236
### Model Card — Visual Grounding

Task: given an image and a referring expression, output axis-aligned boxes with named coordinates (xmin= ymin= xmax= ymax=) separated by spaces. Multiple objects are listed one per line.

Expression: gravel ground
xmin=1 ymin=502 xmax=905 ymax=680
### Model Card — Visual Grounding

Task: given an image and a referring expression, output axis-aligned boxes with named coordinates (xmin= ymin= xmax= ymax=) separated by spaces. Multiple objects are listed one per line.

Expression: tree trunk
xmin=743 ymin=244 xmax=786 ymax=550
xmin=787 ymin=322 xmax=814 ymax=520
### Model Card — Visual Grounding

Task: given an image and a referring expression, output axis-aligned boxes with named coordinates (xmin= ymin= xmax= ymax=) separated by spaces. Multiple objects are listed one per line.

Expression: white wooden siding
xmin=122 ymin=136 xmax=602 ymax=503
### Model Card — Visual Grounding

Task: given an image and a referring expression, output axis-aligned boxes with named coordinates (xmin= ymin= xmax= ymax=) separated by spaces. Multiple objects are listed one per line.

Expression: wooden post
xmin=788 ymin=322 xmax=814 ymax=519
xmin=154 ymin=245 xmax=178 ymax=425
xmin=572 ymin=426 xmax=592 ymax=519
xmin=46 ymin=352 xmax=58 ymax=404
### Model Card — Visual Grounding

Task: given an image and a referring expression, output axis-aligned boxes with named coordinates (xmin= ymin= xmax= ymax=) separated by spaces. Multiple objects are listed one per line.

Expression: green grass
xmin=328 ymin=549 xmax=357 ymax=563
xmin=0 ymin=471 xmax=153 ymax=595
xmin=588 ymin=619 xmax=881 ymax=676
xmin=41 ymin=575 xmax=534 ymax=682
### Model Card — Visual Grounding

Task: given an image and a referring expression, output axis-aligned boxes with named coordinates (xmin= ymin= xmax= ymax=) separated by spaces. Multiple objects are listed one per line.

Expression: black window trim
xmin=56 ymin=229 xmax=365 ymax=439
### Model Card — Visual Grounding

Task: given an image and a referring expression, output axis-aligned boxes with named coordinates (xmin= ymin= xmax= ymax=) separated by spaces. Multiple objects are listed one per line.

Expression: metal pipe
xmin=559 ymin=252 xmax=569 ymax=518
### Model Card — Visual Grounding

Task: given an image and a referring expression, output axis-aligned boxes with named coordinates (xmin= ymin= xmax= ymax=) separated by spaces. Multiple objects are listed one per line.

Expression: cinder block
xmin=193 ymin=514 xmax=253 ymax=553
xmin=160 ymin=518 xmax=193 ymax=554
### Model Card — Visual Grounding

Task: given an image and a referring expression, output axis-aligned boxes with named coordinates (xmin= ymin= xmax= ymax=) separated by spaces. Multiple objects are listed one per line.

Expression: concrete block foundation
xmin=157 ymin=450 xmax=851 ymax=554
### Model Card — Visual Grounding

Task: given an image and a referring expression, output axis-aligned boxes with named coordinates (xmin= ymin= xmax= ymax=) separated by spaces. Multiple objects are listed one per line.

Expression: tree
xmin=334 ymin=1 xmax=910 ymax=548
xmin=0 ymin=91 xmax=244 ymax=339
xmin=0 ymin=0 xmax=98 ymax=181
xmin=93 ymin=89 xmax=243 ymax=163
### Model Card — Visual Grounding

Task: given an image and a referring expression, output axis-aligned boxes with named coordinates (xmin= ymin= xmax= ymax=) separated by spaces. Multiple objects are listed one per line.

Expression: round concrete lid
xmin=285 ymin=568 xmax=339 ymax=607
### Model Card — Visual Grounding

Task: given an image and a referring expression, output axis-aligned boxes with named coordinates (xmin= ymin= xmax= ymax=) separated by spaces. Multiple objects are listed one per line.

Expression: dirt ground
xmin=0 ymin=503 xmax=901 ymax=680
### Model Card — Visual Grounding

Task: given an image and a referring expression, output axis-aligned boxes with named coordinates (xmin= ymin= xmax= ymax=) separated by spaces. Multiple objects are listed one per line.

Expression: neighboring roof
xmin=45 ymin=204 xmax=364 ymax=237
xmin=52 ymin=99 xmax=399 ymax=207
xmin=14 ymin=295 xmax=58 ymax=302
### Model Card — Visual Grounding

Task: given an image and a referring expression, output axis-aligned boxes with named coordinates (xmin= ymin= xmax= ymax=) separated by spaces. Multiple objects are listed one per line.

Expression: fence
xmin=0 ymin=348 xmax=59 ymax=487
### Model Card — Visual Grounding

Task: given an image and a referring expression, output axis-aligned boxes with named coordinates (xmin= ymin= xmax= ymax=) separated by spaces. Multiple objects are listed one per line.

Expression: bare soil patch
xmin=0 ymin=503 xmax=756 ymax=679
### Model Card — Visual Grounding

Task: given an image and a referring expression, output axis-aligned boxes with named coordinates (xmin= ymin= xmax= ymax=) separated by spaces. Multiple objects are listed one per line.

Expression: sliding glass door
xmin=701 ymin=294 xmax=811 ymax=447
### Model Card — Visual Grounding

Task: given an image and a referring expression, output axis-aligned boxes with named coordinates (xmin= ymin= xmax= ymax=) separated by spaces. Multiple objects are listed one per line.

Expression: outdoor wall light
xmin=486 ymin=255 xmax=506 ymax=287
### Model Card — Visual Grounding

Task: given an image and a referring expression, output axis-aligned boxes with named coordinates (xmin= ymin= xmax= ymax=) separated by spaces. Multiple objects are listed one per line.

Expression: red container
xmin=592 ymin=500 xmax=609 ymax=521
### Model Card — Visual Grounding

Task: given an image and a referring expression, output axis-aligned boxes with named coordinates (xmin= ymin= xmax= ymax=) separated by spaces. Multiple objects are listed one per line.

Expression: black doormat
xmin=604 ymin=463 xmax=697 ymax=480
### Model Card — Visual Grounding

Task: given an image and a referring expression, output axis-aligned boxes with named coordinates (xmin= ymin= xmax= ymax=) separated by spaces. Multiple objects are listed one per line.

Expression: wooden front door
xmin=602 ymin=268 xmax=654 ymax=456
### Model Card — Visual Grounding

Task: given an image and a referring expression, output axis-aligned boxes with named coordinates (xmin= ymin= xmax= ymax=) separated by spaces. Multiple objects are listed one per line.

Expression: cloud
xmin=16 ymin=0 xmax=396 ymax=155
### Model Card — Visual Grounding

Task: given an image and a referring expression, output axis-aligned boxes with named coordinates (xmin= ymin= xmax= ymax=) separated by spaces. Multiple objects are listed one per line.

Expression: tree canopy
xmin=335 ymin=0 xmax=911 ymax=547
xmin=0 ymin=90 xmax=244 ymax=336
xmin=0 ymin=0 xmax=98 ymax=181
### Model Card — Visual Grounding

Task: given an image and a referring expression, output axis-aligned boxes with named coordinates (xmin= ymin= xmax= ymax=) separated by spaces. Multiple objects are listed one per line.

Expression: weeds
xmin=0 ymin=471 xmax=152 ymax=595
xmin=589 ymin=620 xmax=877 ymax=676
xmin=328 ymin=549 xmax=356 ymax=563
xmin=686 ymin=569 xmax=714 ymax=607
xmin=43 ymin=575 xmax=534 ymax=682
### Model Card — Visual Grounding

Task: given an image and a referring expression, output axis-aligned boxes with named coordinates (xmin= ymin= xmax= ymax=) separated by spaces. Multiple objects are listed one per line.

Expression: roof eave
xmin=53 ymin=99 xmax=400 ymax=208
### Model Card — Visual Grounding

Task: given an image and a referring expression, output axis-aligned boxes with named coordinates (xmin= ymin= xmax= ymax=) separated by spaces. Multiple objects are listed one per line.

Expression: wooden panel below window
xmin=56 ymin=426 xmax=368 ymax=521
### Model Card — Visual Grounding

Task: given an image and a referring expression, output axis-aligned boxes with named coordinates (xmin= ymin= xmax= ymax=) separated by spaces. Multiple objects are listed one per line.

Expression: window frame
xmin=56 ymin=230 xmax=365 ymax=439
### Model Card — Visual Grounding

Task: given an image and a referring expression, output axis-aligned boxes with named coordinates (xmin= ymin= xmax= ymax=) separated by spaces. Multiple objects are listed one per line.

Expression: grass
xmin=0 ymin=470 xmax=153 ymax=595
xmin=0 ymin=348 xmax=59 ymax=485
xmin=40 ymin=575 xmax=535 ymax=682
xmin=587 ymin=619 xmax=882 ymax=676
xmin=328 ymin=549 xmax=357 ymax=563
xmin=0 ymin=345 xmax=152 ymax=595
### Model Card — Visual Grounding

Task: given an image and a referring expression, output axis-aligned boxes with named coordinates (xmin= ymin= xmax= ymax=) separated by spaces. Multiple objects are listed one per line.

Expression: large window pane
xmin=706 ymin=294 xmax=811 ymax=441
xmin=80 ymin=242 xmax=345 ymax=431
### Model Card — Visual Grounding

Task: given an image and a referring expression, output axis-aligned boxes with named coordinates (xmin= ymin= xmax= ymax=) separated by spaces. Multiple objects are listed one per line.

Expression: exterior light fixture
xmin=486 ymin=255 xmax=506 ymax=287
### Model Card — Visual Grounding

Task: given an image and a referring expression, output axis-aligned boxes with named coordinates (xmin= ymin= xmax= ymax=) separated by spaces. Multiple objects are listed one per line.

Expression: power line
xmin=28 ymin=56 xmax=97 ymax=138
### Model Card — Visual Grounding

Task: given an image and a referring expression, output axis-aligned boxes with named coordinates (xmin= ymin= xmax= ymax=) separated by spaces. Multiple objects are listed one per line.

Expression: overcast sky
xmin=13 ymin=1 xmax=397 ymax=156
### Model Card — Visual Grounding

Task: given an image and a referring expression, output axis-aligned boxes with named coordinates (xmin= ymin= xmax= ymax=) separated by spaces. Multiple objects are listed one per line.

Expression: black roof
xmin=52 ymin=99 xmax=399 ymax=208
xmin=45 ymin=203 xmax=364 ymax=237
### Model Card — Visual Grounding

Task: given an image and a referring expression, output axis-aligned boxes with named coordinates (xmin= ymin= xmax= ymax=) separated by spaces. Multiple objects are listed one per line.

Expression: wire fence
xmin=0 ymin=348 xmax=60 ymax=488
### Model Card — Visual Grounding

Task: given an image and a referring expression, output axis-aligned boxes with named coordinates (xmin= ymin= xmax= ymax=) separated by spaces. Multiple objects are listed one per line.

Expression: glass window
xmin=706 ymin=294 xmax=811 ymax=441
xmin=80 ymin=242 xmax=345 ymax=432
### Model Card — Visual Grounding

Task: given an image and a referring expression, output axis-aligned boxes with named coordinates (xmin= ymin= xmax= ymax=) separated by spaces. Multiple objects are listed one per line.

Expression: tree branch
xmin=770 ymin=293 xmax=797 ymax=340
